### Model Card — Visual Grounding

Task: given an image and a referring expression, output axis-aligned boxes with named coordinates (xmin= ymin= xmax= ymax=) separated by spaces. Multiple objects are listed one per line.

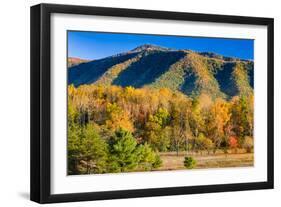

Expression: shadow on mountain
xmin=214 ymin=62 xmax=238 ymax=98
xmin=180 ymin=72 xmax=197 ymax=96
xmin=246 ymin=62 xmax=254 ymax=88
xmin=68 ymin=52 xmax=139 ymax=86
xmin=215 ymin=62 xmax=254 ymax=98
xmin=112 ymin=51 xmax=186 ymax=88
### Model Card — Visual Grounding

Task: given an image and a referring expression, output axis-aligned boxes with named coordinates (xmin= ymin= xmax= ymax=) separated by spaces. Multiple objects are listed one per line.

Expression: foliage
xmin=206 ymin=98 xmax=231 ymax=152
xmin=195 ymin=133 xmax=214 ymax=153
xmin=138 ymin=143 xmax=163 ymax=170
xmin=105 ymin=103 xmax=134 ymax=132
xmin=68 ymin=123 xmax=108 ymax=174
xmin=145 ymin=108 xmax=171 ymax=151
xmin=107 ymin=128 xmax=140 ymax=172
xmin=230 ymin=95 xmax=254 ymax=145
xmin=107 ymin=128 xmax=162 ymax=172
xmin=228 ymin=136 xmax=238 ymax=149
xmin=184 ymin=156 xmax=196 ymax=169
xmin=67 ymin=81 xmax=254 ymax=174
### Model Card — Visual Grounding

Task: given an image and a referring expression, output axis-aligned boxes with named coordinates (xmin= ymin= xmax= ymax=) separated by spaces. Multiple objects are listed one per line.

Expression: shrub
xmin=152 ymin=154 xmax=163 ymax=169
xmin=184 ymin=156 xmax=196 ymax=169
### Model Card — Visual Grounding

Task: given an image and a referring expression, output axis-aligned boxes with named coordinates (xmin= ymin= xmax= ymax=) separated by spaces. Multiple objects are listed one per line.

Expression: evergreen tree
xmin=107 ymin=128 xmax=140 ymax=172
xmin=107 ymin=128 xmax=162 ymax=172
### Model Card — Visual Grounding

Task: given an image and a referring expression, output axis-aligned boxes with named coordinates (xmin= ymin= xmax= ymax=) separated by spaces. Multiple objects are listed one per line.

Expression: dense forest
xmin=67 ymin=44 xmax=254 ymax=175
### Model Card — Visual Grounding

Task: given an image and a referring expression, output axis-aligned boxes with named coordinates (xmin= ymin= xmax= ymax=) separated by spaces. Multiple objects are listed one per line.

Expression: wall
xmin=0 ymin=0 xmax=279 ymax=206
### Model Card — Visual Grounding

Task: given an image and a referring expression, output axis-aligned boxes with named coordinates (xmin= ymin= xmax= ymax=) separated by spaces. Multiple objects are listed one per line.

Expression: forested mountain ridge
xmin=68 ymin=44 xmax=253 ymax=99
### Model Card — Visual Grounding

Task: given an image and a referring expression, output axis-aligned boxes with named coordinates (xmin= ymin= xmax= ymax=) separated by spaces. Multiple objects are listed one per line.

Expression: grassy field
xmin=157 ymin=151 xmax=254 ymax=171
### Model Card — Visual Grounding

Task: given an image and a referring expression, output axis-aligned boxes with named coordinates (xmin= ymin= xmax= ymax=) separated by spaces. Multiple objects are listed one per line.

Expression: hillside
xmin=68 ymin=57 xmax=89 ymax=67
xmin=68 ymin=44 xmax=254 ymax=99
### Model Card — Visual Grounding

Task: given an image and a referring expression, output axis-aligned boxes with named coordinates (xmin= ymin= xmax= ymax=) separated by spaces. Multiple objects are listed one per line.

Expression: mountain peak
xmin=131 ymin=44 xmax=170 ymax=52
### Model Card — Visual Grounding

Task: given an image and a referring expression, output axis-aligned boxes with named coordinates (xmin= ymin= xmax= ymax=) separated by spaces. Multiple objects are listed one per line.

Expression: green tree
xmin=67 ymin=123 xmax=82 ymax=175
xmin=107 ymin=128 xmax=141 ymax=172
xmin=230 ymin=95 xmax=254 ymax=146
xmin=68 ymin=123 xmax=108 ymax=175
xmin=138 ymin=143 xmax=162 ymax=170
xmin=80 ymin=125 xmax=108 ymax=174
xmin=67 ymin=101 xmax=82 ymax=174
xmin=108 ymin=128 xmax=162 ymax=172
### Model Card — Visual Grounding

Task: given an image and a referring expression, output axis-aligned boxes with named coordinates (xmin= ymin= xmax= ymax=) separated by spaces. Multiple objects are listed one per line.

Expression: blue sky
xmin=68 ymin=31 xmax=254 ymax=60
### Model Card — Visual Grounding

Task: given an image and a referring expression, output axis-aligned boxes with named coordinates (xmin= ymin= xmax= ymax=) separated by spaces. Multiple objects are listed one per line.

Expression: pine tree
xmin=107 ymin=128 xmax=140 ymax=172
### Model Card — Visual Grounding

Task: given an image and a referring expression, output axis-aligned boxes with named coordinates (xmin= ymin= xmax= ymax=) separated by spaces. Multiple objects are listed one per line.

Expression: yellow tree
xmin=105 ymin=102 xmax=134 ymax=132
xmin=206 ymin=98 xmax=231 ymax=153
xmin=230 ymin=95 xmax=254 ymax=146
xmin=170 ymin=97 xmax=192 ymax=155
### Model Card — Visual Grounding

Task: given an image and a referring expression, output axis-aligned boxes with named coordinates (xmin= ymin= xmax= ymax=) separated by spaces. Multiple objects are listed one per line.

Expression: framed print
xmin=30 ymin=3 xmax=274 ymax=203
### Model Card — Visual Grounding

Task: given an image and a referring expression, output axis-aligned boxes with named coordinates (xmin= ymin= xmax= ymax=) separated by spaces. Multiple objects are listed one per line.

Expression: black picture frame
xmin=30 ymin=3 xmax=274 ymax=204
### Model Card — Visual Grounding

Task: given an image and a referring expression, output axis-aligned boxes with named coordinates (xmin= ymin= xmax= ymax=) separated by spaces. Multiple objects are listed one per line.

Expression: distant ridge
xmin=130 ymin=44 xmax=170 ymax=52
xmin=68 ymin=44 xmax=254 ymax=99
xmin=68 ymin=57 xmax=89 ymax=67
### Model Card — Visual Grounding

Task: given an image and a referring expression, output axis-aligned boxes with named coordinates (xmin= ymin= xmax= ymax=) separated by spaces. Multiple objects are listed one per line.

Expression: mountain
xmin=68 ymin=44 xmax=254 ymax=99
xmin=68 ymin=57 xmax=89 ymax=67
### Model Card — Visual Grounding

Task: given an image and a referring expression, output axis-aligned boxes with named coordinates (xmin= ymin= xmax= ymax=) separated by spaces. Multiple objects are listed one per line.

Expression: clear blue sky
xmin=68 ymin=31 xmax=254 ymax=60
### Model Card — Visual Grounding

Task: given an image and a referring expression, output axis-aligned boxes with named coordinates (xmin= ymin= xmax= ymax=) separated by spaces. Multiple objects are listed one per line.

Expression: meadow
xmin=158 ymin=151 xmax=253 ymax=171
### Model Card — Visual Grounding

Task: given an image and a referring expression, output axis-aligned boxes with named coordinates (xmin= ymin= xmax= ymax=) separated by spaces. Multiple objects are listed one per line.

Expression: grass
xmin=157 ymin=151 xmax=254 ymax=171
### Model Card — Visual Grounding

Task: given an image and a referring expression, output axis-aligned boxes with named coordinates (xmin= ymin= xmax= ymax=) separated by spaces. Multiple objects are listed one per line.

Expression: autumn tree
xmin=105 ymin=102 xmax=134 ymax=132
xmin=189 ymin=97 xmax=205 ymax=152
xmin=170 ymin=98 xmax=192 ymax=155
xmin=145 ymin=107 xmax=171 ymax=151
xmin=230 ymin=95 xmax=254 ymax=146
xmin=195 ymin=133 xmax=214 ymax=154
xmin=205 ymin=98 xmax=231 ymax=153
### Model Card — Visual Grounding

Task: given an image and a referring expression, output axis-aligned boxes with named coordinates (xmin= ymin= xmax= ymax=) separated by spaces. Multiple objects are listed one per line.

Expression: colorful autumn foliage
xmin=68 ymin=83 xmax=254 ymax=174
